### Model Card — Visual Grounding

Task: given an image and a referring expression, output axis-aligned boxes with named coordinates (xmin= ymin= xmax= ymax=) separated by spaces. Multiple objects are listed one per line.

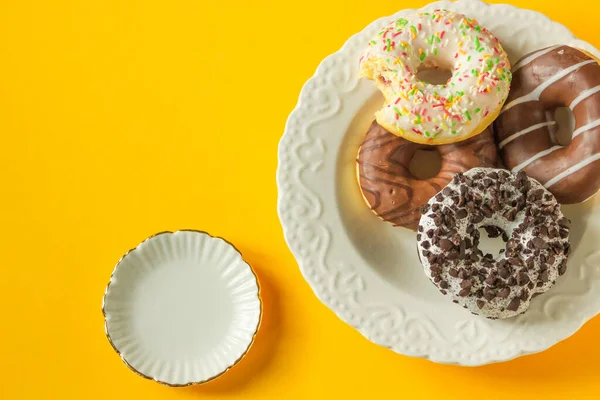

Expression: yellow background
xmin=1 ymin=0 xmax=599 ymax=398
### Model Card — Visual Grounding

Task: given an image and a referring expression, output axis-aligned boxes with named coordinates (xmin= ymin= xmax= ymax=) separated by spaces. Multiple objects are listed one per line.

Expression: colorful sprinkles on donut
xmin=360 ymin=9 xmax=511 ymax=144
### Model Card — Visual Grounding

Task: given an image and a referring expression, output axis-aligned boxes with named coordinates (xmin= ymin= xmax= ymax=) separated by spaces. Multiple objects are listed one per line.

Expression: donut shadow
xmin=335 ymin=89 xmax=441 ymax=297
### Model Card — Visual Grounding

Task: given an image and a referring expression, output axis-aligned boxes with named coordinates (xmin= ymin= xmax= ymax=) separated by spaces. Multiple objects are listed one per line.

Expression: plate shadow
xmin=186 ymin=252 xmax=282 ymax=395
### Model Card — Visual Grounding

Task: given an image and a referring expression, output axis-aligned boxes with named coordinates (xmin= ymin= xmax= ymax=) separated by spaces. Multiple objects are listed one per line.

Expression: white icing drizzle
xmin=509 ymin=116 xmax=600 ymax=177
xmin=511 ymin=145 xmax=562 ymax=173
xmin=501 ymin=60 xmax=597 ymax=114
xmin=498 ymin=121 xmax=556 ymax=149
xmin=569 ymin=85 xmax=600 ymax=110
xmin=545 ymin=110 xmax=558 ymax=144
xmin=545 ymin=153 xmax=600 ymax=188
xmin=511 ymin=45 xmax=561 ymax=73
xmin=572 ymin=118 xmax=600 ymax=139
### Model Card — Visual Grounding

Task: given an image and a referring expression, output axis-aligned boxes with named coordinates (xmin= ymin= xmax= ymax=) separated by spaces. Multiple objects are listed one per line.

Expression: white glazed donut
xmin=359 ymin=9 xmax=511 ymax=145
xmin=417 ymin=168 xmax=571 ymax=319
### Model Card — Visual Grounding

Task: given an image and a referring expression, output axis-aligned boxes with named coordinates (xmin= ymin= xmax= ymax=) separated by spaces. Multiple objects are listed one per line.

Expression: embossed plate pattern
xmin=277 ymin=0 xmax=600 ymax=365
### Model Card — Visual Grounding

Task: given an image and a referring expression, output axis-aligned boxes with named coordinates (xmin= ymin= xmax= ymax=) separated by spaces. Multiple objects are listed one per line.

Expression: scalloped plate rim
xmin=277 ymin=0 xmax=600 ymax=366
xmin=102 ymin=229 xmax=262 ymax=386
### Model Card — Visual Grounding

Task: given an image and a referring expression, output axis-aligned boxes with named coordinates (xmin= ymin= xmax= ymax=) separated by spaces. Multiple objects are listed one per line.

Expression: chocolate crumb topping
xmin=507 ymin=297 xmax=521 ymax=312
xmin=416 ymin=168 xmax=571 ymax=319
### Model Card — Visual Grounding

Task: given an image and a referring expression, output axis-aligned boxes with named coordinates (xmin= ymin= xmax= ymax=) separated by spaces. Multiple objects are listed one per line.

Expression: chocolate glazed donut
xmin=494 ymin=45 xmax=600 ymax=204
xmin=356 ymin=121 xmax=498 ymax=230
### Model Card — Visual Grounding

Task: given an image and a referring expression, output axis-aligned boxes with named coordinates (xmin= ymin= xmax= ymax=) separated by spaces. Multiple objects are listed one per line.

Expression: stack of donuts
xmin=355 ymin=9 xmax=598 ymax=319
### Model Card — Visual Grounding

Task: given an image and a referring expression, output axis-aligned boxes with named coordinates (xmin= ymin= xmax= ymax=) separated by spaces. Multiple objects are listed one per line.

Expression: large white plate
xmin=277 ymin=0 xmax=600 ymax=366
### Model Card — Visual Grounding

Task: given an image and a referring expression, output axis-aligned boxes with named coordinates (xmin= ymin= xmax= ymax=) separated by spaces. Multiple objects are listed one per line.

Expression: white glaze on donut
xmin=493 ymin=45 xmax=600 ymax=204
xmin=569 ymin=85 xmax=600 ymax=110
xmin=511 ymin=45 xmax=560 ymax=73
xmin=500 ymin=59 xmax=597 ymax=114
xmin=359 ymin=9 xmax=511 ymax=143
xmin=512 ymin=146 xmax=562 ymax=173
xmin=571 ymin=118 xmax=600 ymax=138
xmin=506 ymin=118 xmax=600 ymax=173
xmin=545 ymin=153 xmax=600 ymax=188
xmin=545 ymin=110 xmax=558 ymax=144
xmin=417 ymin=168 xmax=570 ymax=319
xmin=498 ymin=121 xmax=556 ymax=149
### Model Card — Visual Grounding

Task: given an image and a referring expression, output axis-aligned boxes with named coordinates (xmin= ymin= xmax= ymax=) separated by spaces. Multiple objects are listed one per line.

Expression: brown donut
xmin=356 ymin=121 xmax=498 ymax=230
xmin=494 ymin=45 xmax=600 ymax=204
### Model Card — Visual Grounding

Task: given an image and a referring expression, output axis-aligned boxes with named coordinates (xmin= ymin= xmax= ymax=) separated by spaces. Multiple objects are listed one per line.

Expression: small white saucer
xmin=102 ymin=230 xmax=262 ymax=386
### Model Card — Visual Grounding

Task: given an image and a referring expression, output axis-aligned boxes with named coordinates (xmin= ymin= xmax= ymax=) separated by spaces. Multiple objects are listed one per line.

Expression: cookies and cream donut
xmin=417 ymin=168 xmax=571 ymax=319
xmin=494 ymin=45 xmax=600 ymax=204
xmin=359 ymin=9 xmax=511 ymax=145
xmin=357 ymin=121 xmax=498 ymax=230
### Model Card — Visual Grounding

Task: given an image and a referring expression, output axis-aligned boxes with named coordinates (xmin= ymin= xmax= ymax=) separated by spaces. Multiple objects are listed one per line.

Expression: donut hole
xmin=552 ymin=106 xmax=575 ymax=146
xmin=416 ymin=65 xmax=452 ymax=85
xmin=477 ymin=225 xmax=508 ymax=259
xmin=408 ymin=149 xmax=442 ymax=180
